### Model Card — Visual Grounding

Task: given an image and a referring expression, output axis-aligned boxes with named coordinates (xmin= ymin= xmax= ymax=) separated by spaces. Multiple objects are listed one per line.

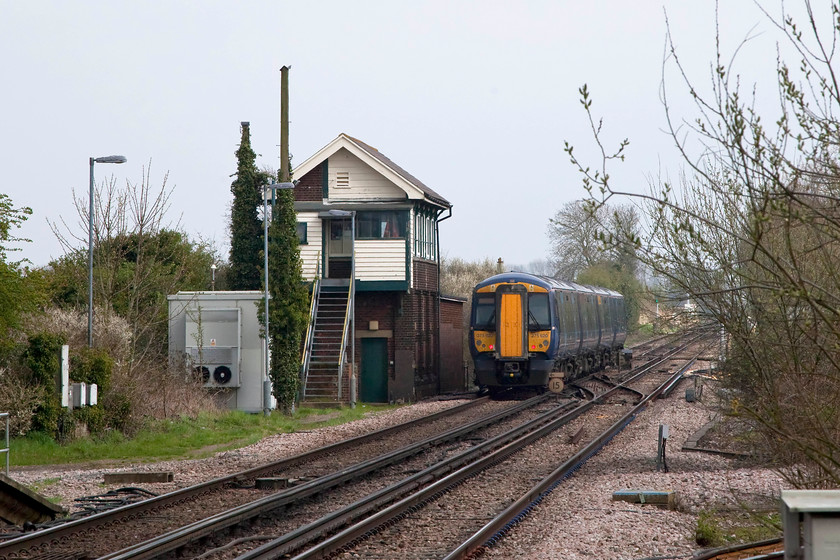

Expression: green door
xmin=361 ymin=338 xmax=388 ymax=402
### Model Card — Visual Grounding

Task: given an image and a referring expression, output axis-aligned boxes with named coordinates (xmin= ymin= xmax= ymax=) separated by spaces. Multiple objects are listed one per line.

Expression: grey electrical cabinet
xmin=168 ymin=291 xmax=272 ymax=413
xmin=781 ymin=490 xmax=840 ymax=560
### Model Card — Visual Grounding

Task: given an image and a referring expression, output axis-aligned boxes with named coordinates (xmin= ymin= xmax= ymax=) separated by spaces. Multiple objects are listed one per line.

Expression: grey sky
xmin=1 ymin=1 xmax=793 ymax=270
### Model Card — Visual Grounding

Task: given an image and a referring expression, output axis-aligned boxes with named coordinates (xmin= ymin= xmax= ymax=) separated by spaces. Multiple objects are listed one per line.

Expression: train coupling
xmin=502 ymin=361 xmax=524 ymax=380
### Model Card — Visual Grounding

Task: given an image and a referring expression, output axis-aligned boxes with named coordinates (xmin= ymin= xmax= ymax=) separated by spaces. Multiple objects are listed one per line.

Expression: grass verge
xmin=10 ymin=403 xmax=402 ymax=467
xmin=695 ymin=509 xmax=781 ymax=548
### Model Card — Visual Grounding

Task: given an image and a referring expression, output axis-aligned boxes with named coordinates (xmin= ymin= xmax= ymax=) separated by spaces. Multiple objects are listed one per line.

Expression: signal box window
xmin=296 ymin=222 xmax=307 ymax=244
xmin=357 ymin=211 xmax=405 ymax=239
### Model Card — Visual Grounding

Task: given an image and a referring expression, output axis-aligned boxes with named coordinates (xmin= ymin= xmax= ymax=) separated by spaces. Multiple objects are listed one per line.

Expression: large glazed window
xmin=528 ymin=293 xmax=550 ymax=330
xmin=473 ymin=295 xmax=496 ymax=329
xmin=357 ymin=211 xmax=405 ymax=239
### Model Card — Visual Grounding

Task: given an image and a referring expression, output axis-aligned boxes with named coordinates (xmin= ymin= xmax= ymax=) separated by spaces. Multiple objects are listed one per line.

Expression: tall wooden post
xmin=280 ymin=65 xmax=290 ymax=182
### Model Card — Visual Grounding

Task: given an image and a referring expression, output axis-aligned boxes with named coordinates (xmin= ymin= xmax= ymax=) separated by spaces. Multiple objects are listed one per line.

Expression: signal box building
xmin=293 ymin=134 xmax=462 ymax=404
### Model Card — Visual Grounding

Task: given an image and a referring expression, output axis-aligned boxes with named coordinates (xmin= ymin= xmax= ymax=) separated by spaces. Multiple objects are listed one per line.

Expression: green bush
xmin=31 ymin=394 xmax=62 ymax=438
xmin=102 ymin=391 xmax=134 ymax=435
xmin=71 ymin=346 xmax=113 ymax=390
xmin=73 ymin=404 xmax=108 ymax=436
xmin=695 ymin=510 xmax=724 ymax=547
xmin=22 ymin=332 xmax=66 ymax=387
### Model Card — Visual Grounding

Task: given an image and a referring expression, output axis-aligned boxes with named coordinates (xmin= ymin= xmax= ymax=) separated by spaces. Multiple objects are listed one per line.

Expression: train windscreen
xmin=473 ymin=295 xmax=496 ymax=329
xmin=528 ymin=293 xmax=550 ymax=331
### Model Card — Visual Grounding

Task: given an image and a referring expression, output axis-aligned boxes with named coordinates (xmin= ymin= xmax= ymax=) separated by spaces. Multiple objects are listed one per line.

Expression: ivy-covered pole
xmin=267 ymin=65 xmax=308 ymax=414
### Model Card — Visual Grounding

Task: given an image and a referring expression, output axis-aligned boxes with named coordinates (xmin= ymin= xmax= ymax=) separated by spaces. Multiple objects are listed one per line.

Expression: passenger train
xmin=469 ymin=272 xmax=627 ymax=393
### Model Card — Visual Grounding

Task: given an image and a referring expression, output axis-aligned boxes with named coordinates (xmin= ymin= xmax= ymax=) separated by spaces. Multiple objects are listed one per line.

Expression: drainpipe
xmin=435 ymin=206 xmax=453 ymax=394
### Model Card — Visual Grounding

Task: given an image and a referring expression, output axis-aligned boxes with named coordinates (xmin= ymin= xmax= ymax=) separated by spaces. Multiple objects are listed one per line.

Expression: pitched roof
xmin=293 ymin=133 xmax=451 ymax=208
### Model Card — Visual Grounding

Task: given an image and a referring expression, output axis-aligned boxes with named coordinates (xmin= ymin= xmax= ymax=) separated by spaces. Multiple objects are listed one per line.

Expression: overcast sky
xmin=1 ymin=1 xmax=800 ymax=271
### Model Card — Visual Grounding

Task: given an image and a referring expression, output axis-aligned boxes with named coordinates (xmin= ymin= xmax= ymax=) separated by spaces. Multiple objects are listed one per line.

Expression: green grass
xmin=9 ymin=403 xmax=402 ymax=467
xmin=695 ymin=509 xmax=781 ymax=548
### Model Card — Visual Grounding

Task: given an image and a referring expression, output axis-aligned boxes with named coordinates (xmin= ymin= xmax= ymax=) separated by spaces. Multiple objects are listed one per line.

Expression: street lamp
xmin=89 ymin=155 xmax=126 ymax=347
xmin=327 ymin=209 xmax=356 ymax=407
xmin=210 ymin=263 xmax=217 ymax=291
xmin=263 ymin=181 xmax=295 ymax=414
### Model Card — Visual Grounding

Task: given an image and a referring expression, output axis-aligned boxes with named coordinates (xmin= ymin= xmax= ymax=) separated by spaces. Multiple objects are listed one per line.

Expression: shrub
xmin=71 ymin=346 xmax=113 ymax=390
xmin=0 ymin=368 xmax=43 ymax=437
xmin=695 ymin=510 xmax=724 ymax=547
xmin=22 ymin=332 xmax=66 ymax=387
xmin=73 ymin=404 xmax=107 ymax=436
xmin=31 ymin=394 xmax=62 ymax=437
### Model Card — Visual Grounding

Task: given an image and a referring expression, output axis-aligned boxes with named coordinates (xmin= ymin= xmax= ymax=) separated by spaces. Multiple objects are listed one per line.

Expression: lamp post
xmin=263 ymin=181 xmax=295 ymax=415
xmin=210 ymin=263 xmax=217 ymax=291
xmin=89 ymin=155 xmax=126 ymax=348
xmin=327 ymin=209 xmax=356 ymax=407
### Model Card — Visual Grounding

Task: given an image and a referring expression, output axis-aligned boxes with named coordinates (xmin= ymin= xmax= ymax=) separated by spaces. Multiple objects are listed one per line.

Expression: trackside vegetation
xmin=10 ymin=404 xmax=400 ymax=467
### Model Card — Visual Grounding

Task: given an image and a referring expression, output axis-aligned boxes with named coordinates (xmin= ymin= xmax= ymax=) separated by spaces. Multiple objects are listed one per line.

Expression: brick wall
xmin=440 ymin=298 xmax=464 ymax=328
xmin=439 ymin=298 xmax=465 ymax=392
xmin=295 ymin=163 xmax=323 ymax=202
xmin=355 ymin=292 xmax=398 ymax=381
xmin=413 ymin=259 xmax=439 ymax=291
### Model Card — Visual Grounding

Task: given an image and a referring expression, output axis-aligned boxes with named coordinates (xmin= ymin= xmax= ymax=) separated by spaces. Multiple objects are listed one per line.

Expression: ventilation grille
xmin=335 ymin=171 xmax=350 ymax=189
xmin=189 ymin=347 xmax=234 ymax=364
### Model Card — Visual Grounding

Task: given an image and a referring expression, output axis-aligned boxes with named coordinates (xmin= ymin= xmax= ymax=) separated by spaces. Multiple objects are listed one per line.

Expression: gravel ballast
xmin=7 ymin=384 xmax=783 ymax=559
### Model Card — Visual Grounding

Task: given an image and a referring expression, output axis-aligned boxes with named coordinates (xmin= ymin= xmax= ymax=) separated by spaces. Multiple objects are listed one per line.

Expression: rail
xmin=0 ymin=398 xmax=490 ymax=558
xmin=445 ymin=348 xmax=705 ymax=559
xmin=0 ymin=412 xmax=8 ymax=476
xmin=237 ymin=346 xmax=694 ymax=559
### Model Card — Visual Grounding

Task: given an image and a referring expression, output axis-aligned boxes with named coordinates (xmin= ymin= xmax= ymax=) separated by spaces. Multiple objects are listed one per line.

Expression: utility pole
xmin=280 ymin=65 xmax=290 ymax=182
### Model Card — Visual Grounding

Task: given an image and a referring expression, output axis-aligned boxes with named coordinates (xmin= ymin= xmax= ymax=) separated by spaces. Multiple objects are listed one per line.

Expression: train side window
xmin=473 ymin=295 xmax=496 ymax=329
xmin=528 ymin=293 xmax=550 ymax=330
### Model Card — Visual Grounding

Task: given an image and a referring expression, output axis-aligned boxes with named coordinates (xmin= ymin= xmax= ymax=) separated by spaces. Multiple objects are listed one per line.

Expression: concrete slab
xmin=612 ymin=489 xmax=677 ymax=509
xmin=0 ymin=473 xmax=67 ymax=525
xmin=103 ymin=472 xmax=174 ymax=484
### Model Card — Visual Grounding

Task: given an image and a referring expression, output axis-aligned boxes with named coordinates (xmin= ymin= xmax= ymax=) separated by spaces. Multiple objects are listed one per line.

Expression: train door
xmin=496 ymin=285 xmax=527 ymax=359
xmin=580 ymin=293 xmax=597 ymax=349
xmin=603 ymin=296 xmax=615 ymax=348
xmin=567 ymin=291 xmax=583 ymax=354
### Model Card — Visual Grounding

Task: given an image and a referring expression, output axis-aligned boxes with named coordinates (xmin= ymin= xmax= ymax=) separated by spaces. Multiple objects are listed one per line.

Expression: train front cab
xmin=471 ymin=278 xmax=554 ymax=389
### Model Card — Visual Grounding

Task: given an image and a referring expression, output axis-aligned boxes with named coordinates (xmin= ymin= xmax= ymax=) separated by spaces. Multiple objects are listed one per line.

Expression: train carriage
xmin=470 ymin=272 xmax=627 ymax=393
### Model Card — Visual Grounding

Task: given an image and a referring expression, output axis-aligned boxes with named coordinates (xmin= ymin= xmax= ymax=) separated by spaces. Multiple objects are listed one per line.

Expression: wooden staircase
xmin=300 ymin=279 xmax=351 ymax=407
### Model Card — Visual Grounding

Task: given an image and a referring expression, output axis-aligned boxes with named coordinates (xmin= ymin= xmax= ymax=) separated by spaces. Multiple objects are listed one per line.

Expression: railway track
xmin=1 ymin=333 xmax=706 ymax=559
xmin=1 ymin=393 xmax=567 ymax=559
xmin=100 ymin=339 xmax=703 ymax=559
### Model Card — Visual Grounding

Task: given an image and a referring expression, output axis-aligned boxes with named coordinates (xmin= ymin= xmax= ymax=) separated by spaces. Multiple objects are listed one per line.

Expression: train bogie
xmin=469 ymin=272 xmax=627 ymax=393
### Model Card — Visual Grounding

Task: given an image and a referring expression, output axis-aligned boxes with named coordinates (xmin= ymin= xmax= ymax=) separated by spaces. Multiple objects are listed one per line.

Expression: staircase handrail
xmin=337 ymin=269 xmax=355 ymax=402
xmin=300 ymin=267 xmax=321 ymax=401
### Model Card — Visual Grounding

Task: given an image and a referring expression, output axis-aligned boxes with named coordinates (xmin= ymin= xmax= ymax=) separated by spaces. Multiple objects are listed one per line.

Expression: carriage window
xmin=528 ymin=293 xmax=550 ymax=330
xmin=473 ymin=295 xmax=496 ymax=329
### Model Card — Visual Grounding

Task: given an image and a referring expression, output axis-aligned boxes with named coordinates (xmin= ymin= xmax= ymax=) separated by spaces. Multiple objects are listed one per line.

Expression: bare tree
xmin=566 ymin=1 xmax=840 ymax=487
xmin=50 ymin=163 xmax=218 ymax=372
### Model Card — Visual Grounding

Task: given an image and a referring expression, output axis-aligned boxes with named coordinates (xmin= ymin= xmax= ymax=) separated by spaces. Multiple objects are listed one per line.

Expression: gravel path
xmin=6 ymin=381 xmax=783 ymax=559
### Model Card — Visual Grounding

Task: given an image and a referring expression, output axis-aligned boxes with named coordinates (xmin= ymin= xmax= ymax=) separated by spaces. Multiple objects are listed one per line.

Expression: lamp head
xmin=93 ymin=155 xmax=127 ymax=164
